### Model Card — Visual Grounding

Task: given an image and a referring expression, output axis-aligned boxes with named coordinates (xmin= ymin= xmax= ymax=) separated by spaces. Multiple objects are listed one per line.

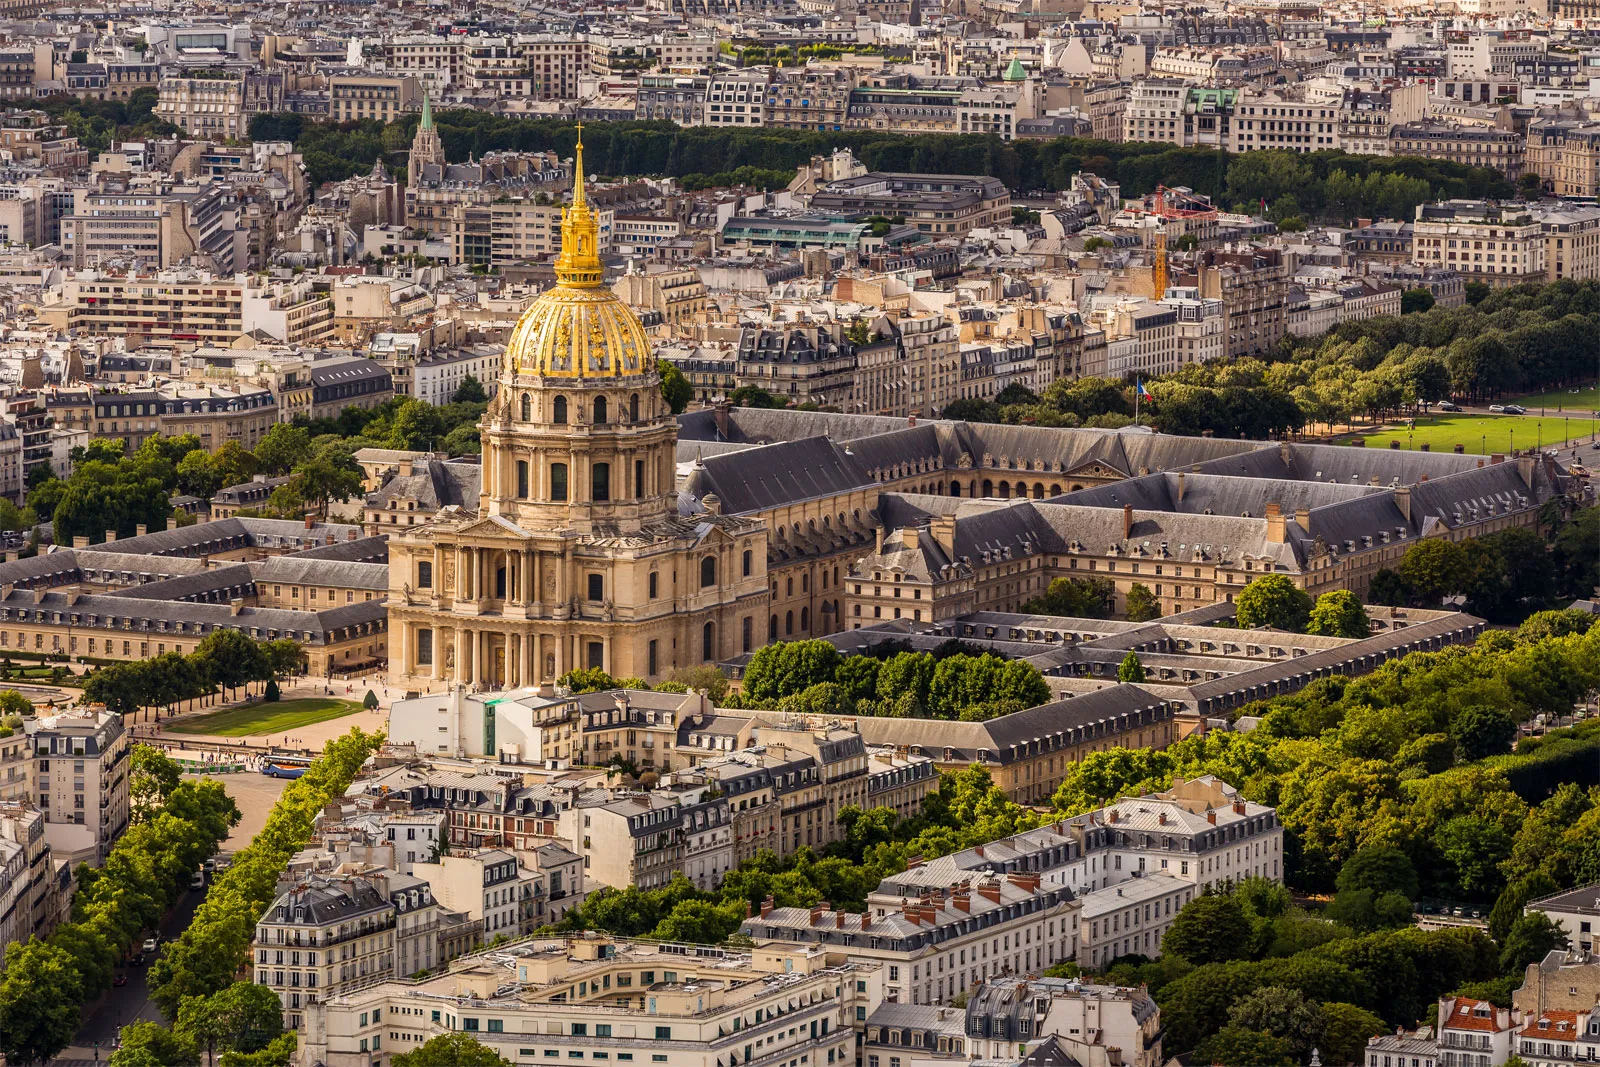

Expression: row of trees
xmin=1051 ymin=610 xmax=1600 ymax=901
xmin=81 ymin=630 xmax=305 ymax=721
xmin=941 ymin=281 xmax=1599 ymax=439
xmin=0 ymin=749 xmax=238 ymax=1065
xmin=147 ymin=729 xmax=382 ymax=1018
xmin=258 ymin=111 xmax=1515 ymax=214
xmin=734 ymin=638 xmax=1051 ymax=721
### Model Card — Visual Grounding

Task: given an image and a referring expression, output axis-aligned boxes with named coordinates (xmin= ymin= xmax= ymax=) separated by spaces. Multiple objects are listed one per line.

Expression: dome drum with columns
xmin=385 ymin=128 xmax=768 ymax=693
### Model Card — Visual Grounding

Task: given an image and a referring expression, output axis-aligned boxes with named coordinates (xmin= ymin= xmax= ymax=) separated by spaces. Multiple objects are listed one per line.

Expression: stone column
xmin=431 ymin=627 xmax=442 ymax=681
xmin=432 ymin=545 xmax=443 ymax=602
xmin=397 ymin=621 xmax=409 ymax=678
xmin=459 ymin=547 xmax=472 ymax=600
xmin=453 ymin=626 xmax=465 ymax=685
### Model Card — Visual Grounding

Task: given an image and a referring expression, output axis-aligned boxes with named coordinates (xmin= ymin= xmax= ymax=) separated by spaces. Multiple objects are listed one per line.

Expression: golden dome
xmin=504 ymin=126 xmax=652 ymax=380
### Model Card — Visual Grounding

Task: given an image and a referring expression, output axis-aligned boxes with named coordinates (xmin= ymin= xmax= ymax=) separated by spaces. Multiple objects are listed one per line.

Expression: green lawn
xmin=1358 ymin=411 xmax=1600 ymax=456
xmin=1501 ymin=384 xmax=1600 ymax=415
xmin=165 ymin=698 xmax=367 ymax=736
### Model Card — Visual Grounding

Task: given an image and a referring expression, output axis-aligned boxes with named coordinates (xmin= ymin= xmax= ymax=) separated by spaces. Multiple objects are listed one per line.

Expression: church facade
xmin=386 ymin=130 xmax=768 ymax=692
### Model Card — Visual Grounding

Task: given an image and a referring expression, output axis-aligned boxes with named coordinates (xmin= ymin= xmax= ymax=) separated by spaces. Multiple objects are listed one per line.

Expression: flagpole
xmin=1135 ymin=378 xmax=1141 ymax=422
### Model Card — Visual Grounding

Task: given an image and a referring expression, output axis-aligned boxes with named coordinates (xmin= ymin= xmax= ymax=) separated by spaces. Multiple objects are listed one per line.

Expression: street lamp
xmin=1481 ymin=433 xmax=1486 ymax=456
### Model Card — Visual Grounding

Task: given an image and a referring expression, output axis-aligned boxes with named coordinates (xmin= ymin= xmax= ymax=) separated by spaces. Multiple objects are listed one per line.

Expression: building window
xmin=702 ymin=622 xmax=715 ymax=662
xmin=742 ymin=550 xmax=752 ymax=577
xmin=630 ymin=393 xmax=640 ymax=422
xmin=553 ymin=396 xmax=567 ymax=424
xmin=635 ymin=459 xmax=645 ymax=500
xmin=594 ymin=396 xmax=608 ymax=424
xmin=551 ymin=463 xmax=568 ymax=502
xmin=418 ymin=561 xmax=432 ymax=588
xmin=517 ymin=461 xmax=529 ymax=499
xmin=592 ymin=463 xmax=610 ymax=502
xmin=417 ymin=629 xmax=433 ymax=666
xmin=588 ymin=574 xmax=604 ymax=602
xmin=648 ymin=640 xmax=658 ymax=675
xmin=587 ymin=641 xmax=604 ymax=669
xmin=700 ymin=557 xmax=716 ymax=588
xmin=520 ymin=394 xmax=531 ymax=420
xmin=742 ymin=616 xmax=752 ymax=653
xmin=648 ymin=572 xmax=658 ymax=599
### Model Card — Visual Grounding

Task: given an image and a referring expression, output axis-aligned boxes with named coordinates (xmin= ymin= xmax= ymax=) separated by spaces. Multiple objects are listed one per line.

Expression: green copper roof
xmin=1003 ymin=56 xmax=1028 ymax=80
xmin=421 ymin=91 xmax=433 ymax=131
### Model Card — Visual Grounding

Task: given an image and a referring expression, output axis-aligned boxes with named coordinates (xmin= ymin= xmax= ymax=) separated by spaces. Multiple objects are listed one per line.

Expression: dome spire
xmin=555 ymin=123 xmax=602 ymax=288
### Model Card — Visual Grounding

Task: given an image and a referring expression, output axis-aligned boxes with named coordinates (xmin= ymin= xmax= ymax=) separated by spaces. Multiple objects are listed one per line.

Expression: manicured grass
xmin=1502 ymin=384 xmax=1600 ymax=415
xmin=1357 ymin=412 xmax=1600 ymax=456
xmin=165 ymin=698 xmax=367 ymax=736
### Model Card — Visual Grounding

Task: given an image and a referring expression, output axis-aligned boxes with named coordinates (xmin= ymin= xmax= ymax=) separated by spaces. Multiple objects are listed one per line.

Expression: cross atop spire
xmin=572 ymin=123 xmax=586 ymax=210
xmin=555 ymin=122 xmax=600 ymax=287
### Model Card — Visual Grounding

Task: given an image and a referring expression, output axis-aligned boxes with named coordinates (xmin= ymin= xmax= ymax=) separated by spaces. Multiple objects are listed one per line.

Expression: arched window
xmin=1034 ymin=483 xmax=1045 ymax=499
xmin=785 ymin=611 xmax=794 ymax=635
xmin=630 ymin=393 xmax=640 ymax=422
xmin=553 ymin=396 xmax=567 ymax=424
xmin=702 ymin=622 xmax=715 ymax=662
xmin=516 ymin=460 xmax=529 ymax=499
xmin=700 ymin=556 xmax=716 ymax=588
xmin=982 ymin=479 xmax=994 ymax=497
xmin=520 ymin=394 xmax=531 ymax=420
xmin=550 ymin=463 xmax=568 ymax=502
xmin=999 ymin=481 xmax=1011 ymax=498
xmin=950 ymin=480 xmax=962 ymax=497
xmin=800 ymin=607 xmax=809 ymax=631
xmin=592 ymin=462 xmax=610 ymax=502
xmin=594 ymin=396 xmax=608 ymax=424
xmin=769 ymin=615 xmax=778 ymax=640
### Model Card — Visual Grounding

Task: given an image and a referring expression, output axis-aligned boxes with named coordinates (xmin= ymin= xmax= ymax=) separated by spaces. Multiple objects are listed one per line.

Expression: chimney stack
xmin=1264 ymin=503 xmax=1284 ymax=544
xmin=105 ymin=530 xmax=116 ymax=542
xmin=1176 ymin=473 xmax=1185 ymax=503
xmin=1394 ymin=485 xmax=1410 ymax=522
xmin=167 ymin=518 xmax=179 ymax=531
xmin=135 ymin=524 xmax=146 ymax=537
xmin=760 ymin=896 xmax=774 ymax=918
xmin=1295 ymin=508 xmax=1310 ymax=532
xmin=399 ymin=459 xmax=413 ymax=478
xmin=305 ymin=514 xmax=315 ymax=529
xmin=1122 ymin=503 xmax=1133 ymax=539
xmin=932 ymin=515 xmax=956 ymax=558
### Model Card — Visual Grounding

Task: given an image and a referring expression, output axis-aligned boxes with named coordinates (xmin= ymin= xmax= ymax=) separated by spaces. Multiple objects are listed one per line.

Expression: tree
xmin=1118 ymin=651 xmax=1146 ymax=684
xmin=659 ymin=359 xmax=692 ymax=414
xmin=286 ymin=454 xmax=362 ymax=519
xmin=663 ymin=665 xmax=731 ymax=701
xmin=252 ymin=424 xmax=313 ymax=476
xmin=1398 ymin=539 xmax=1469 ymax=606
xmin=363 ymin=690 xmax=379 ymax=710
xmin=176 ymin=450 xmax=225 ymax=501
xmin=1401 ymin=288 xmax=1437 ymax=316
xmin=262 ymin=639 xmax=305 ymax=680
xmin=729 ymin=385 xmax=784 ymax=409
xmin=0 ymin=940 xmax=87 ymax=1065
xmin=1368 ymin=568 xmax=1408 ymax=607
xmin=1163 ymin=893 xmax=1254 ymax=965
xmin=742 ymin=640 xmax=840 ymax=702
xmin=1306 ymin=590 xmax=1371 ymax=639
xmin=1449 ymin=704 xmax=1517 ymax=761
xmin=193 ymin=630 xmax=269 ymax=699
xmin=1489 ymin=872 xmax=1559 ymax=942
xmin=1235 ymin=574 xmax=1313 ymax=632
xmin=1193 ymin=1026 xmax=1297 ymax=1067
xmin=451 ymin=375 xmax=488 ymax=404
xmin=130 ymin=744 xmax=183 ymax=824
xmin=1124 ymin=583 xmax=1161 ymax=622
xmin=392 ymin=1033 xmax=511 ymax=1066
xmin=175 ymin=982 xmax=284 ymax=1066
xmin=111 ymin=1022 xmax=200 ymax=1067
xmin=1499 ymin=912 xmax=1569 ymax=974
xmin=1335 ymin=846 xmax=1419 ymax=900
xmin=559 ymin=667 xmax=619 ymax=693
xmin=1227 ymin=986 xmax=1322 ymax=1060
xmin=1317 ymin=1002 xmax=1388 ymax=1066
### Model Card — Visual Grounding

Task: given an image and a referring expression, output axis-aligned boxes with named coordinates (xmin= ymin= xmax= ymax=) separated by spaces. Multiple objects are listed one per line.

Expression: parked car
xmin=1436 ymin=401 xmax=1461 ymax=412
xmin=1489 ymin=405 xmax=1507 ymax=413
xmin=189 ymin=868 xmax=205 ymax=890
xmin=113 ymin=974 xmax=128 ymax=987
xmin=1504 ymin=404 xmax=1527 ymax=415
xmin=141 ymin=937 xmax=158 ymax=954
xmin=130 ymin=953 xmax=145 ymax=966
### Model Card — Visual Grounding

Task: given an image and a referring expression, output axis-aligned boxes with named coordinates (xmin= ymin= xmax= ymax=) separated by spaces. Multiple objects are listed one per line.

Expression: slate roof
xmin=681 ymin=437 xmax=875 ymax=515
xmin=366 ymin=458 xmax=482 ymax=513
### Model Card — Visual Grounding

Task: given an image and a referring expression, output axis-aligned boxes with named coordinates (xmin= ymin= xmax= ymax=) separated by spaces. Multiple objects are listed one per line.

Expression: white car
xmin=142 ymin=937 xmax=158 ymax=953
xmin=1488 ymin=405 xmax=1506 ymax=413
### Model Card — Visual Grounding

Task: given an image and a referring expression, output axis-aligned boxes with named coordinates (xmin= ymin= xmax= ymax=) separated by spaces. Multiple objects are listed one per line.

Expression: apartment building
xmin=308 ymin=357 xmax=394 ymax=421
xmin=1230 ymin=90 xmax=1340 ymax=152
xmin=1189 ymin=245 xmax=1288 ymax=359
xmin=1078 ymin=873 xmax=1193 ymax=969
xmin=89 ymin=383 xmax=277 ymax=452
xmin=1528 ymin=120 xmax=1600 ymax=198
xmin=959 ymin=980 xmax=1164 ymax=1067
xmin=809 ymin=173 xmax=1010 ymax=237
xmin=0 ymin=803 xmax=61 ymax=966
xmin=254 ymin=868 xmax=436 ymax=1028
xmin=154 ymin=74 xmax=245 ymax=139
xmin=241 ymin=275 xmax=334 ymax=346
xmin=62 ymin=270 xmax=243 ymax=344
xmin=745 ymin=871 xmax=1076 ymax=1006
xmin=411 ymin=849 xmax=538 ymax=942
xmin=1413 ymin=200 xmax=1546 ymax=287
xmin=1542 ymin=205 xmax=1600 ymax=283
xmin=767 ymin=66 xmax=853 ymax=131
xmin=1123 ymin=80 xmax=1185 ymax=144
xmin=1436 ymin=996 xmax=1519 ymax=1067
xmin=59 ymin=182 xmax=233 ymax=271
xmin=329 ymin=74 xmax=420 ymax=123
xmin=297 ymin=937 xmax=874 ymax=1067
xmin=635 ymin=73 xmax=706 ymax=124
xmin=612 ymin=266 xmax=703 ymax=323
xmin=26 ymin=709 xmax=129 ymax=866
xmin=1391 ymin=122 xmax=1525 ymax=179
xmin=705 ymin=69 xmax=769 ymax=126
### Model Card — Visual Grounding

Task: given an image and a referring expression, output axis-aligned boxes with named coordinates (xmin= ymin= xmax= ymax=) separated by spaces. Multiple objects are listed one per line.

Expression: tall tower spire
xmin=408 ymin=91 xmax=444 ymax=190
xmin=554 ymin=124 xmax=602 ymax=287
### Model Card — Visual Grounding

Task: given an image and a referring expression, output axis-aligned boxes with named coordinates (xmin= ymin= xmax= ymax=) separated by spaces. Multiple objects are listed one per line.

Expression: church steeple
xmin=408 ymin=91 xmax=445 ymax=189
